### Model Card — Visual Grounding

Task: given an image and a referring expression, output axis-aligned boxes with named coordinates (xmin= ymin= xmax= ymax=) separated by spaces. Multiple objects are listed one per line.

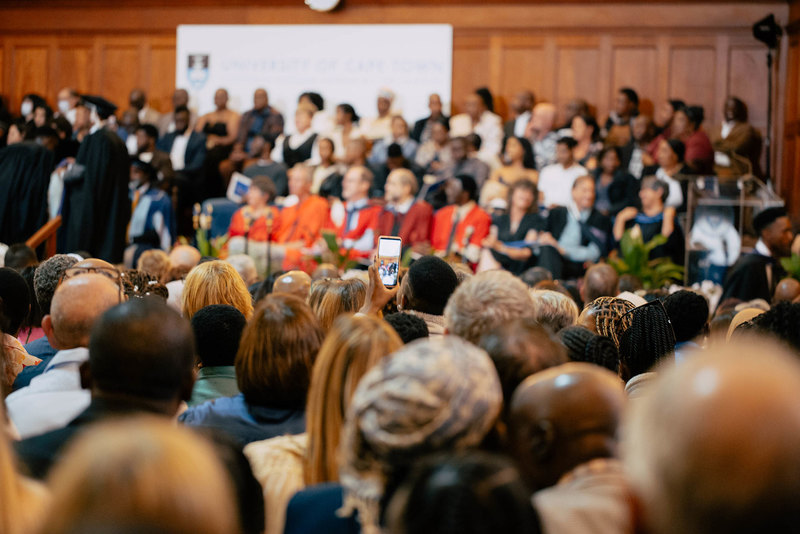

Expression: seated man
xmin=237 ymin=88 xmax=284 ymax=153
xmin=721 ymin=206 xmax=793 ymax=303
xmin=125 ymin=160 xmax=176 ymax=268
xmin=227 ymin=176 xmax=281 ymax=277
xmin=614 ymin=176 xmax=685 ymax=266
xmin=189 ymin=304 xmax=246 ymax=407
xmin=537 ymin=137 xmax=588 ymax=209
xmin=6 ymin=270 xmax=121 ymax=439
xmin=135 ymin=123 xmax=174 ymax=185
xmin=396 ymin=256 xmax=459 ymax=336
xmin=368 ymin=115 xmax=419 ymax=167
xmin=274 ymin=164 xmax=330 ymax=271
xmin=430 ymin=174 xmax=491 ymax=266
xmin=328 ymin=165 xmax=382 ymax=261
xmin=243 ymin=135 xmax=290 ymax=198
xmin=376 ymin=169 xmax=432 ymax=249
xmin=537 ymin=175 xmax=611 ymax=280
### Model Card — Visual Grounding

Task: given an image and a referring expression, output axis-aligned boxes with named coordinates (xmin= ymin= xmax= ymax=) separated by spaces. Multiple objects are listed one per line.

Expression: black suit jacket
xmin=411 ymin=115 xmax=449 ymax=143
xmin=157 ymin=131 xmax=207 ymax=172
xmin=503 ymin=119 xmax=517 ymax=139
xmin=547 ymin=206 xmax=613 ymax=256
xmin=721 ymin=252 xmax=782 ymax=303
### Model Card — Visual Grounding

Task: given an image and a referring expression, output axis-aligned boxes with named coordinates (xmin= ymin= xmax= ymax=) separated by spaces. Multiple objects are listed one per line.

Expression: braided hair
xmin=585 ymin=297 xmax=635 ymax=348
xmin=559 ymin=326 xmax=620 ymax=373
xmin=618 ymin=300 xmax=676 ymax=381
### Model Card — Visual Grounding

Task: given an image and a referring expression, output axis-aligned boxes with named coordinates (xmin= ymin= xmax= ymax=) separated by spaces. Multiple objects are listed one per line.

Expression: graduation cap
xmin=753 ymin=206 xmax=787 ymax=235
xmin=80 ymin=95 xmax=118 ymax=120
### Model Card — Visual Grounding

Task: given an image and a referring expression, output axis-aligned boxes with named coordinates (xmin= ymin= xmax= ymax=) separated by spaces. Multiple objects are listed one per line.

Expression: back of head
xmin=89 ymin=299 xmax=195 ymax=403
xmin=49 ymin=273 xmax=122 ymax=349
xmin=508 ymin=362 xmax=626 ymax=490
xmin=191 ymin=305 xmax=247 ymax=368
xmin=33 ymin=254 xmax=79 ymax=315
xmin=182 ymin=260 xmax=254 ymax=320
xmin=479 ymin=317 xmax=567 ymax=409
xmin=136 ymin=249 xmax=171 ymax=284
xmin=384 ymin=312 xmax=429 ymax=344
xmin=168 ymin=245 xmax=201 ymax=271
xmin=225 ymin=254 xmax=258 ymax=287
xmin=3 ymin=244 xmax=37 ymax=272
xmin=0 ymin=267 xmax=30 ymax=336
xmin=624 ymin=339 xmax=800 ymax=534
xmin=520 ymin=266 xmax=552 ymax=288
xmin=403 ymin=256 xmax=458 ymax=316
xmin=582 ymin=264 xmax=619 ymax=303
xmin=272 ymin=270 xmax=312 ymax=301
xmin=662 ymin=290 xmax=709 ymax=343
xmin=308 ymin=278 xmax=366 ymax=332
xmin=618 ymin=301 xmax=675 ymax=381
xmin=559 ymin=325 xmax=620 ymax=372
xmin=444 ymin=270 xmax=533 ymax=344
xmin=339 ymin=336 xmax=502 ymax=532
xmin=530 ymin=289 xmax=579 ymax=334
xmin=749 ymin=302 xmax=800 ymax=353
xmin=386 ymin=451 xmax=539 ymax=534
xmin=43 ymin=416 xmax=239 ymax=534
xmin=305 ymin=314 xmax=402 ymax=485
xmin=236 ymin=294 xmax=323 ymax=409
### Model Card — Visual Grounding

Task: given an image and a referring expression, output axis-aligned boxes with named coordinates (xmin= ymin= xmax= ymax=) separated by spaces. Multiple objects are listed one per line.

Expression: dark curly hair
xmin=662 ymin=290 xmax=709 ymax=343
xmin=750 ymin=302 xmax=800 ymax=353
xmin=384 ymin=313 xmax=429 ymax=344
xmin=559 ymin=325 xmax=620 ymax=373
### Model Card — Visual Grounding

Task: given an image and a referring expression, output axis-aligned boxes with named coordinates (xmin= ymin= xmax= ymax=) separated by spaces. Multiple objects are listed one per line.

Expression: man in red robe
xmin=375 ymin=168 xmax=432 ymax=248
xmin=431 ymin=174 xmax=491 ymax=266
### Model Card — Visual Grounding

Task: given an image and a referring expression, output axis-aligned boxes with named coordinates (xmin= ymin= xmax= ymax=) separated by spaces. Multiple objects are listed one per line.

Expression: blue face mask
xmin=20 ymin=101 xmax=33 ymax=117
xmin=58 ymin=100 xmax=71 ymax=114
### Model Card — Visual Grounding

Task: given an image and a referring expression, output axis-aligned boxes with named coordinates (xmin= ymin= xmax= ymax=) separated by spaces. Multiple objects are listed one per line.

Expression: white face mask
xmin=20 ymin=101 xmax=33 ymax=117
xmin=58 ymin=100 xmax=70 ymax=114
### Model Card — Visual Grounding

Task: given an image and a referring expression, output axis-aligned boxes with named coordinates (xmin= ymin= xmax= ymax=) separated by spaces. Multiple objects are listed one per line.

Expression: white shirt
xmin=6 ymin=347 xmax=91 ymax=439
xmin=272 ymin=129 xmax=320 ymax=165
xmin=655 ymin=167 xmax=684 ymax=209
xmin=342 ymin=197 xmax=374 ymax=253
xmin=513 ymin=111 xmax=531 ymax=137
xmin=126 ymin=134 xmax=139 ymax=156
xmin=170 ymin=132 xmax=191 ymax=171
xmin=450 ymin=111 xmax=504 ymax=160
xmin=538 ymin=162 xmax=588 ymax=207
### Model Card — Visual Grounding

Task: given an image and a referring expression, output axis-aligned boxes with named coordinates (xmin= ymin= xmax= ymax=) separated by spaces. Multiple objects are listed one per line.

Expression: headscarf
xmin=338 ymin=336 xmax=502 ymax=534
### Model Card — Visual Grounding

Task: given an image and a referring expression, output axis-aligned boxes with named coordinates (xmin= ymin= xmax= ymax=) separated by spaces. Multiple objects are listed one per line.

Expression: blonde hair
xmin=308 ymin=278 xmax=367 ymax=332
xmin=529 ymin=289 xmax=579 ymax=333
xmin=136 ymin=249 xmax=171 ymax=284
xmin=304 ymin=314 xmax=402 ymax=485
xmin=41 ymin=416 xmax=239 ymax=534
xmin=182 ymin=260 xmax=254 ymax=320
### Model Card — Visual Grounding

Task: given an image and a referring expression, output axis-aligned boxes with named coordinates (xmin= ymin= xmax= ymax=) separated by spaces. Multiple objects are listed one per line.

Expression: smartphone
xmin=377 ymin=236 xmax=402 ymax=288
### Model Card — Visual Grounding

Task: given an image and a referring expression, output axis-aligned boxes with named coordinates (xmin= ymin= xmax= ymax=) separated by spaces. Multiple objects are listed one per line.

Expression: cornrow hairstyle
xmin=618 ymin=300 xmax=676 ymax=381
xmin=559 ymin=325 xmax=620 ymax=373
xmin=586 ymin=297 xmax=635 ymax=348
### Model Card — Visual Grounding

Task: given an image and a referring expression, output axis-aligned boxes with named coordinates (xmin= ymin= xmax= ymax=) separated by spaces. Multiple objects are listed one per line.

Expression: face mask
xmin=20 ymin=101 xmax=33 ymax=117
xmin=58 ymin=100 xmax=70 ymax=114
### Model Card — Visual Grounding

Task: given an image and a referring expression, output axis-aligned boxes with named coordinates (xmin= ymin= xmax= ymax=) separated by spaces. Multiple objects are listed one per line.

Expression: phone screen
xmin=377 ymin=236 xmax=402 ymax=287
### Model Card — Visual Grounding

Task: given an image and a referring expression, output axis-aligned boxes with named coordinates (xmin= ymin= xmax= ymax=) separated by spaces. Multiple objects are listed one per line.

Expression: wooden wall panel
xmin=669 ymin=48 xmax=716 ymax=122
xmin=495 ymin=44 xmax=548 ymax=118
xmin=98 ymin=44 xmax=141 ymax=110
xmin=10 ymin=46 xmax=49 ymax=104
xmin=150 ymin=43 xmax=177 ymax=113
xmin=555 ymin=46 xmax=601 ymax=118
xmin=451 ymin=37 xmax=489 ymax=114
xmin=728 ymin=46 xmax=769 ymax=129
xmin=56 ymin=46 xmax=93 ymax=95
xmin=611 ymin=46 xmax=658 ymax=115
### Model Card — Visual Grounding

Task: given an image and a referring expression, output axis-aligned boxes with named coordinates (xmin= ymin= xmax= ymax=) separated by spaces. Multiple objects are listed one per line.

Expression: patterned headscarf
xmin=587 ymin=296 xmax=635 ymax=348
xmin=338 ymin=336 xmax=503 ymax=534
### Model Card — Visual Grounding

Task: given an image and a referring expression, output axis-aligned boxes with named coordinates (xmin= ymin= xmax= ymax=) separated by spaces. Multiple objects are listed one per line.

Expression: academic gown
xmin=58 ymin=128 xmax=131 ymax=262
xmin=0 ymin=142 xmax=54 ymax=246
xmin=721 ymin=252 xmax=783 ymax=303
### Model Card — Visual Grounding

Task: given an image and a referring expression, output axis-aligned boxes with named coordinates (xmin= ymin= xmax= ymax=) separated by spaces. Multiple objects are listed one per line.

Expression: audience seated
xmin=383 ymin=312 xmax=429 ymax=343
xmin=504 ymin=90 xmax=535 ymax=138
xmin=311 ymin=137 xmax=345 ymax=196
xmin=431 ymin=175 xmax=491 ymax=264
xmin=242 ymin=136 xmax=290 ymax=196
xmin=559 ymin=325 xmax=620 ymax=372
xmin=617 ymin=300 xmax=676 ymax=396
xmin=136 ymin=248 xmax=171 ymax=283
xmin=508 ymin=363 xmax=630 ymax=533
xmin=308 ymin=278 xmax=367 ymax=332
xmin=6 ymin=270 xmax=120 ymax=439
xmin=332 ymin=165 xmax=382 ymax=260
xmin=181 ymin=260 xmax=254 ymax=320
xmin=669 ymin=105 xmax=714 ymax=175
xmin=580 ymin=263 xmax=619 ymax=303
xmin=245 ymin=314 xmax=401 ymax=534
xmin=662 ymin=289 xmax=708 ymax=362
xmin=713 ymin=96 xmax=763 ymax=177
xmin=642 ymin=138 xmax=690 ymax=210
xmin=368 ymin=115 xmax=419 ymax=167
xmin=480 ymin=136 xmax=538 ymax=209
xmin=529 ymin=288 xmax=579 ymax=334
xmin=15 ymin=297 xmax=196 ymax=479
xmin=226 ymin=253 xmax=259 ymax=287
xmin=396 ymin=255 xmax=458 ymax=335
xmin=125 ymin=159 xmax=176 ymax=267
xmin=180 ymin=294 xmax=323 ymax=447
xmin=272 ymin=106 xmax=320 ymax=168
xmin=593 ymin=146 xmax=639 ymax=217
xmin=528 ymin=103 xmax=559 ymax=170
xmin=414 ymin=116 xmax=452 ymax=176
xmin=441 ymin=136 xmax=490 ymax=189
xmin=330 ymin=103 xmax=363 ymax=161
xmin=620 ymin=114 xmax=655 ymax=179
xmin=361 ymin=88 xmax=396 ymax=141
xmin=537 ymin=137 xmax=587 ymax=208
xmin=450 ymin=89 xmax=503 ymax=164
xmin=376 ymin=169 xmax=433 ymax=249
xmin=237 ymin=88 xmax=284 ymax=153
xmin=571 ymin=114 xmax=601 ymax=170
xmin=411 ymin=93 xmax=448 ymax=144
xmin=603 ymin=87 xmax=639 ymax=147
xmin=227 ymin=176 xmax=280 ymax=276
xmin=0 ymin=268 xmax=41 ymax=390
xmin=189 ymin=304 xmax=246 ymax=406
xmin=272 ymin=270 xmax=312 ymax=301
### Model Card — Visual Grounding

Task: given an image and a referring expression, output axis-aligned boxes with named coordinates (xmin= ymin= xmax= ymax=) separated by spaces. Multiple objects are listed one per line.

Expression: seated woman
xmin=244 ymin=314 xmax=402 ymax=534
xmin=330 ymin=104 xmax=363 ymax=162
xmin=670 ymin=105 xmax=714 ymax=175
xmin=228 ymin=176 xmax=281 ymax=277
xmin=613 ymin=176 xmax=685 ymax=266
xmin=537 ymin=175 xmax=612 ymax=280
xmin=312 ymin=137 xmax=345 ymax=199
xmin=181 ymin=260 xmax=255 ymax=320
xmin=180 ymin=294 xmax=324 ymax=447
xmin=479 ymin=136 xmax=538 ymax=209
xmin=195 ymin=88 xmax=241 ymax=199
xmin=592 ymin=146 xmax=639 ymax=218
xmin=480 ymin=180 xmax=545 ymax=274
xmin=642 ymin=138 xmax=691 ymax=212
xmin=307 ymin=278 xmax=367 ymax=333
xmin=571 ymin=114 xmax=602 ymax=170
xmin=414 ymin=117 xmax=453 ymax=176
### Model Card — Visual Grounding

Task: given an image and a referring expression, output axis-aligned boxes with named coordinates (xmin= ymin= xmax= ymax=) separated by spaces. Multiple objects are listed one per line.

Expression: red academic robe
xmin=375 ymin=200 xmax=433 ymax=246
xmin=431 ymin=203 xmax=492 ymax=255
xmin=327 ymin=200 xmax=382 ymax=260
xmin=274 ymin=195 xmax=330 ymax=271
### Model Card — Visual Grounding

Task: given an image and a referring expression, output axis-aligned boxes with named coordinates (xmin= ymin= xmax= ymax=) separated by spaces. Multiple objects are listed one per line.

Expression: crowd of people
xmin=0 ymin=78 xmax=798 ymax=534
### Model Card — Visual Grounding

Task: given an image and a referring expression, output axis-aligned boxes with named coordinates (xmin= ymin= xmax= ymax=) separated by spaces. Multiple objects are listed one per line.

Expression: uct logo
xmin=187 ymin=54 xmax=209 ymax=90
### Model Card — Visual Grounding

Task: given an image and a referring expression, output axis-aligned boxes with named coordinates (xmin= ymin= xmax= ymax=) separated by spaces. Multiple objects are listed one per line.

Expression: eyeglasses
xmin=58 ymin=265 xmax=125 ymax=302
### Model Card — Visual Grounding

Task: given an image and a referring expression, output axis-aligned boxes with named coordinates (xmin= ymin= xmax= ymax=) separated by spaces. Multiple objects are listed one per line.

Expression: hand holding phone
xmin=377 ymin=236 xmax=402 ymax=287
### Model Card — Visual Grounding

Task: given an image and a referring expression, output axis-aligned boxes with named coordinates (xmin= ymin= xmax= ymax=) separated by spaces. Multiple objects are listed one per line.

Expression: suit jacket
xmin=157 ymin=131 xmax=207 ymax=172
xmin=547 ymin=206 xmax=613 ymax=256
xmin=713 ymin=122 xmax=763 ymax=177
xmin=721 ymin=252 xmax=781 ymax=303
xmin=411 ymin=114 xmax=449 ymax=143
xmin=376 ymin=200 xmax=433 ymax=246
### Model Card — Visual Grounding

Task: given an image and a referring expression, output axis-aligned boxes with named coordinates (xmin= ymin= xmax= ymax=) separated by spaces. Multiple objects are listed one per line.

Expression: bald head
xmin=169 ymin=245 xmax=201 ymax=270
xmin=625 ymin=339 xmax=800 ymax=534
xmin=581 ymin=264 xmax=619 ymax=303
xmin=508 ymin=362 xmax=626 ymax=490
xmin=46 ymin=274 xmax=121 ymax=349
xmin=774 ymin=277 xmax=800 ymax=304
xmin=272 ymin=271 xmax=312 ymax=301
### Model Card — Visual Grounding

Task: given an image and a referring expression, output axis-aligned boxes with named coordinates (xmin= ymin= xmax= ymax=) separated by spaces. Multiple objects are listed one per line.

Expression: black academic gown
xmin=59 ymin=127 xmax=131 ymax=262
xmin=721 ymin=252 xmax=782 ymax=303
xmin=0 ymin=142 xmax=54 ymax=245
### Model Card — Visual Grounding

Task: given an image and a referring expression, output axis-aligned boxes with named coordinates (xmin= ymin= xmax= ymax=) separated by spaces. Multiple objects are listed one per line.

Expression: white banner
xmin=176 ymin=24 xmax=453 ymax=133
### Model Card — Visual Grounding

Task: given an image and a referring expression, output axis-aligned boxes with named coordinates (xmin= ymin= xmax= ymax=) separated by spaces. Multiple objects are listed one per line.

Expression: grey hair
xmin=225 ymin=254 xmax=258 ymax=286
xmin=444 ymin=270 xmax=534 ymax=344
xmin=529 ymin=289 xmax=579 ymax=334
xmin=33 ymin=254 xmax=79 ymax=315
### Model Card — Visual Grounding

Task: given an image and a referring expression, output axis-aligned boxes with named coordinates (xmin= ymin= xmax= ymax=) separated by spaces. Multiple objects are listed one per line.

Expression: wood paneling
xmin=669 ymin=47 xmax=716 ymax=122
xmin=729 ymin=46 xmax=769 ymax=128
xmin=10 ymin=46 xmax=49 ymax=103
xmin=56 ymin=46 xmax=93 ymax=94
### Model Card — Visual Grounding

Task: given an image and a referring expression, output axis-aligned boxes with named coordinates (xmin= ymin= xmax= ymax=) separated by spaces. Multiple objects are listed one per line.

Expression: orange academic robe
xmin=228 ymin=206 xmax=281 ymax=241
xmin=431 ymin=203 xmax=492 ymax=255
xmin=327 ymin=201 xmax=382 ymax=260
xmin=274 ymin=195 xmax=330 ymax=270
